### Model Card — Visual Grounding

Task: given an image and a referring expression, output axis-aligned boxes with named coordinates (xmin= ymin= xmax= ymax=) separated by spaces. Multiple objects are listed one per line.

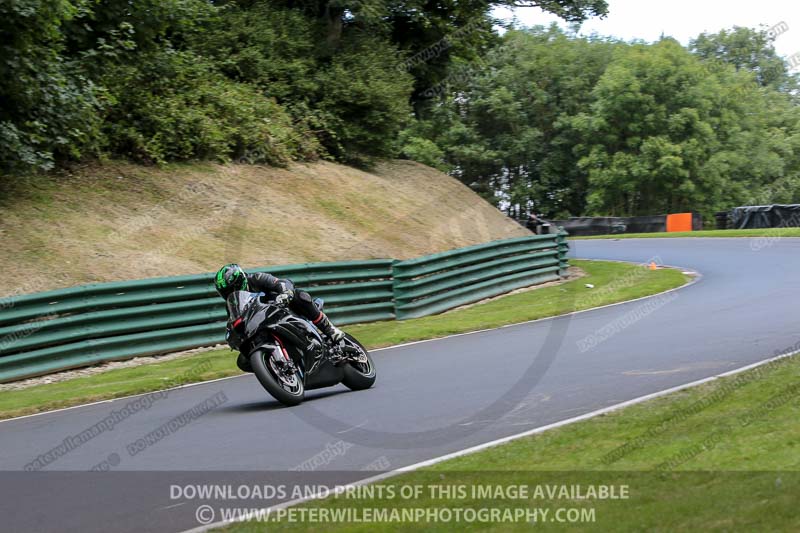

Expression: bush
xmin=100 ymin=50 xmax=318 ymax=165
xmin=198 ymin=4 xmax=414 ymax=165
xmin=399 ymin=134 xmax=449 ymax=172
xmin=193 ymin=4 xmax=318 ymax=103
xmin=313 ymin=37 xmax=414 ymax=164
xmin=0 ymin=1 xmax=103 ymax=173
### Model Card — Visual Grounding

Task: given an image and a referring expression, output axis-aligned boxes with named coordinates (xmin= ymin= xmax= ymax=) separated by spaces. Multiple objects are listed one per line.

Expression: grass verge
xmin=0 ymin=160 xmax=530 ymax=295
xmin=0 ymin=259 xmax=688 ymax=420
xmin=343 ymin=260 xmax=687 ymax=349
xmin=222 ymin=345 xmax=800 ymax=532
xmin=574 ymin=228 xmax=800 ymax=239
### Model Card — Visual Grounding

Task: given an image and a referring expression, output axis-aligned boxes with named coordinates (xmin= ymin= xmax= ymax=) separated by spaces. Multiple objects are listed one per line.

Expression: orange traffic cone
xmin=649 ymin=261 xmax=657 ymax=271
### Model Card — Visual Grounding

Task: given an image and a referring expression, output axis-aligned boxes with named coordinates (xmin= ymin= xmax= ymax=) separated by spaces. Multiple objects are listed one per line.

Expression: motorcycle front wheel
xmin=250 ymin=346 xmax=305 ymax=406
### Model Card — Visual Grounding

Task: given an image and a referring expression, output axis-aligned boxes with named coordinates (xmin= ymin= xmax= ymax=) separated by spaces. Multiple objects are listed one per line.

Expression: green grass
xmin=345 ymin=260 xmax=688 ymax=349
xmin=0 ymin=351 xmax=236 ymax=421
xmin=0 ymin=259 xmax=688 ymax=420
xmin=574 ymin=228 xmax=800 ymax=239
xmin=221 ymin=345 xmax=800 ymax=532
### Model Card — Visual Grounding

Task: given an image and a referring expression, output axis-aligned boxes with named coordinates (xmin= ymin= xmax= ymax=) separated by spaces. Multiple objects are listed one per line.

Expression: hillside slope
xmin=0 ymin=160 xmax=529 ymax=295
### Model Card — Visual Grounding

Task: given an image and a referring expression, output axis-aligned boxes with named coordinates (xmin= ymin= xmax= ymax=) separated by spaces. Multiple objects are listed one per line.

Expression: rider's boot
xmin=314 ymin=312 xmax=345 ymax=343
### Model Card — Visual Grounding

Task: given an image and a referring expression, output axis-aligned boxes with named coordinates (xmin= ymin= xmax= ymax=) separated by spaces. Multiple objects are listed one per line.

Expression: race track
xmin=2 ymin=238 xmax=799 ymax=532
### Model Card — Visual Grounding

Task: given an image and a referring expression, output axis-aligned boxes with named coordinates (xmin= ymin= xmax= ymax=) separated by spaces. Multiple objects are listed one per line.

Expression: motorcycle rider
xmin=214 ymin=263 xmax=345 ymax=371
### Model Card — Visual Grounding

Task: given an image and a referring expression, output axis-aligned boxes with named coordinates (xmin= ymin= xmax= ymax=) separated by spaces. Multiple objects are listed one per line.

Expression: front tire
xmin=250 ymin=347 xmax=305 ymax=406
xmin=341 ymin=334 xmax=376 ymax=391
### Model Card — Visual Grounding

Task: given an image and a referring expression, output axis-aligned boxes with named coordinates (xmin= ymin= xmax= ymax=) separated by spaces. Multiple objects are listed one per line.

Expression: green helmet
xmin=214 ymin=264 xmax=249 ymax=298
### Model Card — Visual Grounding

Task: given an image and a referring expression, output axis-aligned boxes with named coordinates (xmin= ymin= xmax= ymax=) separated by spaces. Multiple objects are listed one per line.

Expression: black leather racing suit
xmin=244 ymin=272 xmax=321 ymax=322
xmin=233 ymin=272 xmax=330 ymax=373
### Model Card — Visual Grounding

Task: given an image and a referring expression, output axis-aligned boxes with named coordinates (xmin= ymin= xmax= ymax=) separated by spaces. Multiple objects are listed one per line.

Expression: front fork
xmin=263 ymin=337 xmax=302 ymax=380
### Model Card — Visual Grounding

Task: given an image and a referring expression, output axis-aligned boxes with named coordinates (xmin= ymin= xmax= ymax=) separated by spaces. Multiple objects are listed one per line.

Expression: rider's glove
xmin=275 ymin=290 xmax=294 ymax=307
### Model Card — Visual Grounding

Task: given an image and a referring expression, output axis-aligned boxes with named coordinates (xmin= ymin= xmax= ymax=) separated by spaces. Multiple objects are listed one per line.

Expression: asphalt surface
xmin=2 ymin=238 xmax=799 ymax=532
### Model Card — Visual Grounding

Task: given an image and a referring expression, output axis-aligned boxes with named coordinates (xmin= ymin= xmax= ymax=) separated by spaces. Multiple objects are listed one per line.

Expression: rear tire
xmin=341 ymin=334 xmax=376 ymax=391
xmin=250 ymin=347 xmax=305 ymax=406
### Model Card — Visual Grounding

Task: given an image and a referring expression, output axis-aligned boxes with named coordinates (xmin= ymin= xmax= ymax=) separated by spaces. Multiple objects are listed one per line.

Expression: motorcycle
xmin=225 ymin=290 xmax=376 ymax=406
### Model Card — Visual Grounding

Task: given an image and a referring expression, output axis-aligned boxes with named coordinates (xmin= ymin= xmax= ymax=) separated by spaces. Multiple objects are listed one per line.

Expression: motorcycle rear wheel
xmin=250 ymin=347 xmax=305 ymax=406
xmin=341 ymin=334 xmax=376 ymax=391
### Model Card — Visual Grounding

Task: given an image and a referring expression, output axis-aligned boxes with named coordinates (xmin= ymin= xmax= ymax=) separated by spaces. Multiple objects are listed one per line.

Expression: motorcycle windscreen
xmin=226 ymin=291 xmax=260 ymax=319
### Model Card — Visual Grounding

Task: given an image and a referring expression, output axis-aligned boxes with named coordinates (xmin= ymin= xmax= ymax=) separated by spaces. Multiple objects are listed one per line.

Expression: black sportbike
xmin=225 ymin=291 xmax=376 ymax=406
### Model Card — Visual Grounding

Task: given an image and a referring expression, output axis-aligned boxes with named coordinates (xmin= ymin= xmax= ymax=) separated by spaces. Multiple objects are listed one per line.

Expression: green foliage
xmin=405 ymin=26 xmax=619 ymax=216
xmin=100 ymin=50 xmax=316 ymax=165
xmin=190 ymin=3 xmax=318 ymax=102
xmin=0 ymin=0 xmax=103 ymax=172
xmin=574 ymin=40 xmax=718 ymax=214
xmin=194 ymin=2 xmax=413 ymax=164
xmin=0 ymin=0 xmax=612 ymax=174
xmin=399 ymin=133 xmax=449 ymax=172
xmin=573 ymin=39 xmax=800 ymax=217
xmin=312 ymin=36 xmax=414 ymax=164
xmin=407 ymin=26 xmax=800 ymax=221
xmin=498 ymin=0 xmax=608 ymax=22
xmin=690 ymin=26 xmax=795 ymax=91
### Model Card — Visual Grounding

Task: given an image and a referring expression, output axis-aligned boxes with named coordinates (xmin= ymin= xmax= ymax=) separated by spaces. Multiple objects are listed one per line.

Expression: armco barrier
xmin=393 ymin=233 xmax=568 ymax=320
xmin=0 ymin=235 xmax=567 ymax=382
xmin=0 ymin=260 xmax=394 ymax=382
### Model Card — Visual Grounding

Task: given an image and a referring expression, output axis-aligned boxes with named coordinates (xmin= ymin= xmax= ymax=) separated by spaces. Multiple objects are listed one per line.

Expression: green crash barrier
xmin=0 ymin=235 xmax=568 ymax=382
xmin=393 ymin=233 xmax=569 ymax=320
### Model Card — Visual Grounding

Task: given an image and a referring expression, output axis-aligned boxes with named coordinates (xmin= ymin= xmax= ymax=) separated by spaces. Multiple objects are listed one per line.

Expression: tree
xmin=403 ymin=26 xmax=619 ymax=217
xmin=498 ymin=0 xmax=608 ymax=22
xmin=573 ymin=38 xmax=799 ymax=218
xmin=405 ymin=27 xmax=800 ymax=221
xmin=690 ymin=26 xmax=795 ymax=92
xmin=271 ymin=0 xmax=608 ymax=115
xmin=0 ymin=0 xmax=102 ymax=173
xmin=195 ymin=1 xmax=414 ymax=164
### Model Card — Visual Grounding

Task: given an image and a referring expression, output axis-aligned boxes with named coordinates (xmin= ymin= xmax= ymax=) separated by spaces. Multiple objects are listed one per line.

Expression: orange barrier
xmin=666 ymin=212 xmax=693 ymax=232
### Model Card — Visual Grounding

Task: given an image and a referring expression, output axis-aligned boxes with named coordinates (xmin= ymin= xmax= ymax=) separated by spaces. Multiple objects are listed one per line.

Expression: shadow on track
xmin=215 ymin=388 xmax=348 ymax=414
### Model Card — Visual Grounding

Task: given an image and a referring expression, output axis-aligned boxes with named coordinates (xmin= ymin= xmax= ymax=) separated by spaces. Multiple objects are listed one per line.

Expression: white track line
xmin=0 ymin=262 xmax=698 ymax=424
xmin=182 ymin=344 xmax=800 ymax=533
